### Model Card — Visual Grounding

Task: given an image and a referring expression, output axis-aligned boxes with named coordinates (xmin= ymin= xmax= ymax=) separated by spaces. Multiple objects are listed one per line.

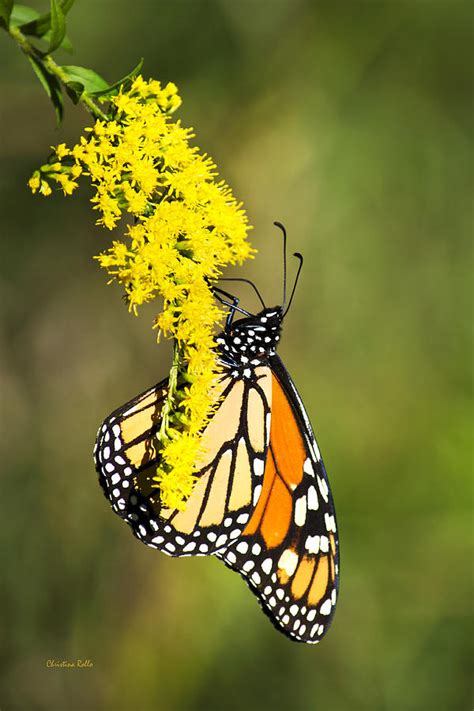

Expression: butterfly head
xmin=215 ymin=222 xmax=304 ymax=376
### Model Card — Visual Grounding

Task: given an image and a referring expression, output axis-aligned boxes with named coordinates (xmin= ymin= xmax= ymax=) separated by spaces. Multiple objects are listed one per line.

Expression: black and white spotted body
xmin=215 ymin=306 xmax=283 ymax=378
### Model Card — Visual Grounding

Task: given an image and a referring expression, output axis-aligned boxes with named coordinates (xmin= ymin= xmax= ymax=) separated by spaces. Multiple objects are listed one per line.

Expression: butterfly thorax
xmin=215 ymin=306 xmax=283 ymax=377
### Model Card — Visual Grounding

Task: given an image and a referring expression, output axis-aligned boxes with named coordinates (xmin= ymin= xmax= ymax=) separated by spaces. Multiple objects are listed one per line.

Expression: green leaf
xmin=48 ymin=0 xmax=66 ymax=53
xmin=0 ymin=0 xmax=14 ymax=28
xmin=65 ymin=80 xmax=83 ymax=104
xmin=27 ymin=54 xmax=63 ymax=123
xmin=61 ymin=65 xmax=110 ymax=94
xmin=10 ymin=4 xmax=40 ymax=28
xmin=19 ymin=0 xmax=74 ymax=38
xmin=92 ymin=58 xmax=144 ymax=97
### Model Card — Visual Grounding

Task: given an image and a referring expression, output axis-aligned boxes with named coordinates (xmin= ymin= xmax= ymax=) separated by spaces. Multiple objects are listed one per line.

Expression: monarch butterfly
xmin=94 ymin=223 xmax=339 ymax=644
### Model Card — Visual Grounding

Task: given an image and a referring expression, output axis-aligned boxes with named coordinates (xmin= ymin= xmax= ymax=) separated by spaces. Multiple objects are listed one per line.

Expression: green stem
xmin=159 ymin=341 xmax=181 ymax=440
xmin=7 ymin=25 xmax=108 ymax=120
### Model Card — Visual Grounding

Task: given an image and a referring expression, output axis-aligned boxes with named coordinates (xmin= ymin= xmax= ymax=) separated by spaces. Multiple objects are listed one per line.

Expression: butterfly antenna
xmin=273 ymin=221 xmax=287 ymax=309
xmin=218 ymin=277 xmax=266 ymax=309
xmin=284 ymin=252 xmax=304 ymax=316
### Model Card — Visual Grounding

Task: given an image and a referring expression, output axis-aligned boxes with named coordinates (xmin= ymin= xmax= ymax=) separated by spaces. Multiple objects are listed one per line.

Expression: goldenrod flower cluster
xmin=29 ymin=76 xmax=254 ymax=510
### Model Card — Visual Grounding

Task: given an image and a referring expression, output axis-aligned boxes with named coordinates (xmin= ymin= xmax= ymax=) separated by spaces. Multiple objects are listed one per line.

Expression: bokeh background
xmin=0 ymin=1 xmax=472 ymax=709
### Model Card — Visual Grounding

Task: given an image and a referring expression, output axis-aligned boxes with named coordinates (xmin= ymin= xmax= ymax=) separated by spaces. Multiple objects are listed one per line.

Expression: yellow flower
xmin=28 ymin=173 xmax=41 ymax=192
xmin=52 ymin=173 xmax=78 ymax=196
xmin=29 ymin=75 xmax=254 ymax=509
xmin=122 ymin=182 xmax=148 ymax=215
xmin=131 ymin=75 xmax=150 ymax=97
xmin=91 ymin=190 xmax=122 ymax=229
xmin=155 ymin=308 xmax=177 ymax=336
xmin=153 ymin=433 xmax=201 ymax=510
xmin=129 ymin=156 xmax=159 ymax=195
xmin=39 ymin=179 xmax=52 ymax=196
xmin=54 ymin=143 xmax=70 ymax=159
xmin=112 ymin=91 xmax=141 ymax=117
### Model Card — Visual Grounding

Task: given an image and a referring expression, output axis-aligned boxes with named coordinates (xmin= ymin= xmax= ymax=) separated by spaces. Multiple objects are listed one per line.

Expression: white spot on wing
xmin=313 ymin=439 xmax=321 ymax=461
xmin=278 ymin=549 xmax=298 ymax=577
xmin=253 ymin=484 xmax=262 ymax=506
xmin=320 ymin=599 xmax=332 ymax=616
xmin=324 ymin=513 xmax=336 ymax=532
xmin=307 ymin=485 xmax=319 ymax=510
xmin=215 ymin=534 xmax=227 ymax=548
xmin=294 ymin=496 xmax=307 ymax=526
xmin=253 ymin=458 xmax=264 ymax=477
xmin=318 ymin=476 xmax=329 ymax=503
xmin=266 ymin=412 xmax=271 ymax=445
xmin=303 ymin=458 xmax=314 ymax=476
xmin=305 ymin=535 xmax=320 ymax=554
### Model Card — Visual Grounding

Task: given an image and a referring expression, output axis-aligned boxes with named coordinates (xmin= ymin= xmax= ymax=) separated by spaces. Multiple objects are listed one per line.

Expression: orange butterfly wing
xmin=216 ymin=361 xmax=339 ymax=644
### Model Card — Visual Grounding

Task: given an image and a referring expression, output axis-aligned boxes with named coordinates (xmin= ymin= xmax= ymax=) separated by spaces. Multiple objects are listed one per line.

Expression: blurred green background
xmin=0 ymin=1 xmax=472 ymax=710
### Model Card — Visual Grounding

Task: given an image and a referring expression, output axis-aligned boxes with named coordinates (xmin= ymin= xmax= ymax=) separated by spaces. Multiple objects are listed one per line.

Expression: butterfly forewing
xmin=216 ymin=361 xmax=339 ymax=644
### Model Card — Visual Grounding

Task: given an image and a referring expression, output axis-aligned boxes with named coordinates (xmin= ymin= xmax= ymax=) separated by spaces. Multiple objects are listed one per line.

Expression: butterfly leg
xmin=212 ymin=286 xmax=251 ymax=327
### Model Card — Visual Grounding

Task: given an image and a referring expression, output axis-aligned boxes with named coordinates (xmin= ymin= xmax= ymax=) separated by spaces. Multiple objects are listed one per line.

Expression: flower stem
xmin=159 ymin=341 xmax=181 ymax=440
xmin=7 ymin=25 xmax=108 ymax=120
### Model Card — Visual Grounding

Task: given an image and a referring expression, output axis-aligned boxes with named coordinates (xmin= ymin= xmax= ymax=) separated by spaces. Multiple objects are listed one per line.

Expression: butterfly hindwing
xmin=215 ymin=359 xmax=339 ymax=644
xmin=94 ymin=367 xmax=272 ymax=556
